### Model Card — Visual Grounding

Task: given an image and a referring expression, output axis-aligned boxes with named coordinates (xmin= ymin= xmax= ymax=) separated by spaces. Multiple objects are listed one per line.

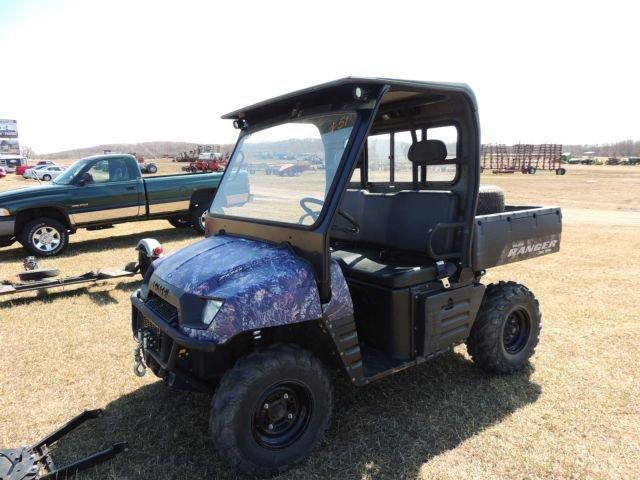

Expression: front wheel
xmin=42 ymin=174 xmax=52 ymax=181
xmin=210 ymin=344 xmax=333 ymax=476
xmin=21 ymin=217 xmax=69 ymax=257
xmin=467 ymin=281 xmax=541 ymax=374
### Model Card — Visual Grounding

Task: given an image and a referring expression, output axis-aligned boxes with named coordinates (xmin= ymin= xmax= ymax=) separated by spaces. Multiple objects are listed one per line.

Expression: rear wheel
xmin=21 ymin=217 xmax=69 ymax=257
xmin=191 ymin=203 xmax=209 ymax=234
xmin=167 ymin=217 xmax=191 ymax=229
xmin=42 ymin=174 xmax=52 ymax=181
xmin=467 ymin=281 xmax=541 ymax=373
xmin=210 ymin=344 xmax=333 ymax=476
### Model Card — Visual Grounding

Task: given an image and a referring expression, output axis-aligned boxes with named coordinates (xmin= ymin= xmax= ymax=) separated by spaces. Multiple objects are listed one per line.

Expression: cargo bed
xmin=472 ymin=206 xmax=562 ymax=271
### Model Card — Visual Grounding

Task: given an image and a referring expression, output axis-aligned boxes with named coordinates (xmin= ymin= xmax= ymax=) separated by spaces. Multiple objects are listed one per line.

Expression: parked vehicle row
xmin=0 ymin=154 xmax=28 ymax=173
xmin=23 ymin=164 xmax=66 ymax=181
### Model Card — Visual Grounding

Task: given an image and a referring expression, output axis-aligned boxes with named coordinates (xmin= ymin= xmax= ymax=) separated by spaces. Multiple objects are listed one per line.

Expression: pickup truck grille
xmin=145 ymin=295 xmax=179 ymax=324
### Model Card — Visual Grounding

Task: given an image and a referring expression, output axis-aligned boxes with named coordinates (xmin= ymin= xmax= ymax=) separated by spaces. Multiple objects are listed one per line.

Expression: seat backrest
xmin=333 ymin=189 xmax=458 ymax=255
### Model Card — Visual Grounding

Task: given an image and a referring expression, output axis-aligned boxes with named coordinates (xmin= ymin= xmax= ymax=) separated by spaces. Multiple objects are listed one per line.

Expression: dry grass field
xmin=0 ymin=164 xmax=639 ymax=479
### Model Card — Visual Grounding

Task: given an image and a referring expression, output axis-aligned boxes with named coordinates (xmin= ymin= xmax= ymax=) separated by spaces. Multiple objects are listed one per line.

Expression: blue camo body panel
xmin=322 ymin=261 xmax=354 ymax=322
xmin=151 ymin=234 xmax=352 ymax=344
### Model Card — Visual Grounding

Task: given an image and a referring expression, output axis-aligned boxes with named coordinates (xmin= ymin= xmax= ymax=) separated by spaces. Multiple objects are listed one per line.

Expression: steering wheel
xmin=298 ymin=197 xmax=360 ymax=234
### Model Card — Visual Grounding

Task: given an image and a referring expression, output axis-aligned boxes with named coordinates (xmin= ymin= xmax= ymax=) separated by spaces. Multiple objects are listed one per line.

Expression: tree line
xmin=563 ymin=140 xmax=640 ymax=157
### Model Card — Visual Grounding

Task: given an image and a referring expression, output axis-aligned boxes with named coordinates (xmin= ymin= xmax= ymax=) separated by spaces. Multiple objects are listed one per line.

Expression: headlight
xmin=201 ymin=299 xmax=224 ymax=325
xmin=0 ymin=208 xmax=10 ymax=217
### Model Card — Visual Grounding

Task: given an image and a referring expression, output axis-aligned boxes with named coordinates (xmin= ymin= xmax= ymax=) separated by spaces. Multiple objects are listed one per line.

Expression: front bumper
xmin=0 ymin=217 xmax=15 ymax=247
xmin=131 ymin=290 xmax=218 ymax=352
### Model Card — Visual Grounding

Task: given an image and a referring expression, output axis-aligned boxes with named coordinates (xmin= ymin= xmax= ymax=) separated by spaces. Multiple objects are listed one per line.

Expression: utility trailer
xmin=130 ymin=78 xmax=562 ymax=476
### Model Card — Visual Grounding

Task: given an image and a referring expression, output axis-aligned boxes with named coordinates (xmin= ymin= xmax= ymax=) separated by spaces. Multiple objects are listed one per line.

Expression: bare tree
xmin=21 ymin=145 xmax=35 ymax=158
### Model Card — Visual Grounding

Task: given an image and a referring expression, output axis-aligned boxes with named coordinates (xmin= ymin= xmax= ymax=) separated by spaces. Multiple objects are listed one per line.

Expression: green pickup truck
xmin=0 ymin=154 xmax=249 ymax=256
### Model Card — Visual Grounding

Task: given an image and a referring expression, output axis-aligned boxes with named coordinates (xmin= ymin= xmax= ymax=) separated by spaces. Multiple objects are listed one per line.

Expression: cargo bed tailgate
xmin=472 ymin=206 xmax=562 ymax=270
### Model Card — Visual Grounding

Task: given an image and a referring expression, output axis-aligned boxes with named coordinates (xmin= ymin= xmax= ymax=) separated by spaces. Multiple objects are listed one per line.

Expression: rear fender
xmin=136 ymin=238 xmax=162 ymax=258
xmin=136 ymin=238 xmax=163 ymax=278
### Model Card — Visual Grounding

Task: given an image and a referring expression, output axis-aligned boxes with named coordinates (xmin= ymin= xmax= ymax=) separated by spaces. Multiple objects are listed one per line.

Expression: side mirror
xmin=78 ymin=172 xmax=92 ymax=186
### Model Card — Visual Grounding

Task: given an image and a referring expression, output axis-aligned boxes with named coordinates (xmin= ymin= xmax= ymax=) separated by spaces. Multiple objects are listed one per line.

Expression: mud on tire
xmin=210 ymin=343 xmax=333 ymax=476
xmin=467 ymin=281 xmax=541 ymax=374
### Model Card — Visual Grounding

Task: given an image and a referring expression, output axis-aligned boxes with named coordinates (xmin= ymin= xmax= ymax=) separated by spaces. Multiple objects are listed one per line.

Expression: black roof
xmin=221 ymin=77 xmax=477 ymax=121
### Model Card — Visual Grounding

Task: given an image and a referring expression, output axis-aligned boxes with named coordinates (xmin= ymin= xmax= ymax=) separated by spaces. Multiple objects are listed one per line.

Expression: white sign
xmin=0 ymin=119 xmax=18 ymax=138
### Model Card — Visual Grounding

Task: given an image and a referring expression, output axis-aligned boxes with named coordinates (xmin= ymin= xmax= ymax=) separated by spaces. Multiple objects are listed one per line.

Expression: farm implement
xmin=481 ymin=143 xmax=566 ymax=175
xmin=0 ymin=239 xmax=162 ymax=298
xmin=0 ymin=409 xmax=127 ymax=480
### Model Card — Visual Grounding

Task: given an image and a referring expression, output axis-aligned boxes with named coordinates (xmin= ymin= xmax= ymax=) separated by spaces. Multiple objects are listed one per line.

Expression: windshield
xmin=211 ymin=113 xmax=356 ymax=226
xmin=53 ymin=158 xmax=88 ymax=185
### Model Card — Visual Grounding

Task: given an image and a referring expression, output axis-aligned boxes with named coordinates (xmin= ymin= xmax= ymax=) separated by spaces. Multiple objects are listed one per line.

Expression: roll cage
xmin=208 ymin=77 xmax=480 ymax=302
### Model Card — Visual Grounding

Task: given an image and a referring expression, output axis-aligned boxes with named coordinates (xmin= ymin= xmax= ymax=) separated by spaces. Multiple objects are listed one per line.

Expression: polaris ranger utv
xmin=131 ymin=78 xmax=562 ymax=475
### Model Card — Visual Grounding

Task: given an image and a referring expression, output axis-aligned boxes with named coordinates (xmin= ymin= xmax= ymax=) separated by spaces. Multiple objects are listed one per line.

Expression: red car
xmin=0 ymin=167 xmax=6 ymax=178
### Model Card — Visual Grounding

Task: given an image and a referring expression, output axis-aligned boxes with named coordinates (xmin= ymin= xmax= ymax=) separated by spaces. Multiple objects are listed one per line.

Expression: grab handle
xmin=426 ymin=222 xmax=465 ymax=260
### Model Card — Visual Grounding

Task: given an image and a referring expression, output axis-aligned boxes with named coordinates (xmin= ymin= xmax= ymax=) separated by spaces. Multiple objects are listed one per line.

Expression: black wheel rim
xmin=502 ymin=308 xmax=531 ymax=354
xmin=252 ymin=381 xmax=313 ymax=450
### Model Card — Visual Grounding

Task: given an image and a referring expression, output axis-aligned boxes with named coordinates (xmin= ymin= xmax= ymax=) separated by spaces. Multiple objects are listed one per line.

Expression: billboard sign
xmin=0 ymin=138 xmax=20 ymax=154
xmin=0 ymin=119 xmax=18 ymax=138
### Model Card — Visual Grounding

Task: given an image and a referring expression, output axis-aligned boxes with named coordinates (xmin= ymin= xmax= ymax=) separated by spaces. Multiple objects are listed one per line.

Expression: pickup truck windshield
xmin=212 ymin=112 xmax=356 ymax=226
xmin=53 ymin=159 xmax=88 ymax=185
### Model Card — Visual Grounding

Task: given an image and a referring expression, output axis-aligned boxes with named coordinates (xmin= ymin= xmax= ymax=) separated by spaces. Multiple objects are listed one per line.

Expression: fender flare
xmin=14 ymin=205 xmax=73 ymax=234
xmin=136 ymin=238 xmax=162 ymax=257
xmin=136 ymin=238 xmax=163 ymax=277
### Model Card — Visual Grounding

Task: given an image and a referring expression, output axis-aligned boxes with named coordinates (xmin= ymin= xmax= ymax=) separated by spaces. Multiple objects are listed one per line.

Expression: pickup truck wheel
xmin=21 ymin=218 xmax=69 ymax=257
xmin=477 ymin=184 xmax=505 ymax=215
xmin=191 ymin=204 xmax=208 ymax=234
xmin=210 ymin=344 xmax=333 ymax=476
xmin=467 ymin=281 xmax=541 ymax=374
xmin=168 ymin=217 xmax=191 ymax=229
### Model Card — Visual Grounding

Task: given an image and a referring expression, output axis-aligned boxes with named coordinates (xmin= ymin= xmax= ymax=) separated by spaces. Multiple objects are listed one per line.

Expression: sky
xmin=1 ymin=0 xmax=638 ymax=153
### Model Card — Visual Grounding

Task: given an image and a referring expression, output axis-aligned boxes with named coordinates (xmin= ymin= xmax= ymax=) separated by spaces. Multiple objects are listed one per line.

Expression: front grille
xmin=145 ymin=295 xmax=179 ymax=324
xmin=141 ymin=315 xmax=160 ymax=336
